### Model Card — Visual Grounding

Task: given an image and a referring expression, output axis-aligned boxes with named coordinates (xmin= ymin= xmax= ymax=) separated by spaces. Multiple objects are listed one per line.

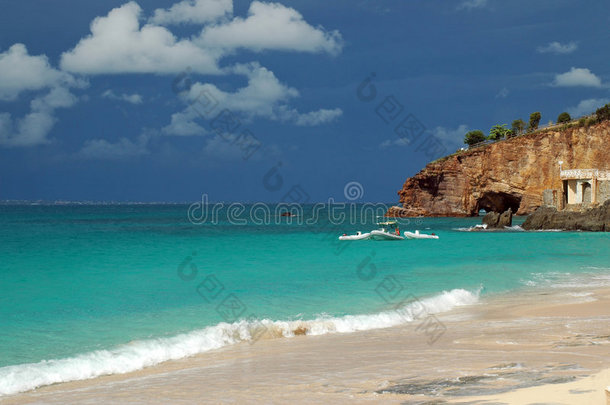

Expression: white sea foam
xmin=567 ymin=292 xmax=594 ymax=297
xmin=454 ymin=225 xmax=559 ymax=232
xmin=454 ymin=224 xmax=488 ymax=232
xmin=453 ymin=224 xmax=525 ymax=232
xmin=522 ymin=271 xmax=610 ymax=290
xmin=0 ymin=288 xmax=479 ymax=396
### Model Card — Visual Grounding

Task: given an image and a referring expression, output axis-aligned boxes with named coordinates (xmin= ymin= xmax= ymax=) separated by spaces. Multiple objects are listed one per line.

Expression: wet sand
xmin=3 ymin=286 xmax=610 ymax=404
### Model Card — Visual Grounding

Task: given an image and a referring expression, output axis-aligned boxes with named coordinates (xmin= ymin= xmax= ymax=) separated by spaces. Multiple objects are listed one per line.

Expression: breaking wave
xmin=0 ymin=288 xmax=479 ymax=396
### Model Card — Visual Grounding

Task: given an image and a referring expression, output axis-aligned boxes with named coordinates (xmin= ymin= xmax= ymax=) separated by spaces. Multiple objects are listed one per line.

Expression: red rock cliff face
xmin=391 ymin=121 xmax=610 ymax=217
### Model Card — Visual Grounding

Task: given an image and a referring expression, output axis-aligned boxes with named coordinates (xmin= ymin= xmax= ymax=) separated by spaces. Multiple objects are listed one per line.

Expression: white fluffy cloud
xmin=457 ymin=0 xmax=488 ymax=10
xmin=2 ymin=1 xmax=344 ymax=149
xmin=166 ymin=63 xmax=342 ymax=132
xmin=102 ymin=90 xmax=143 ymax=104
xmin=293 ymin=108 xmax=343 ymax=126
xmin=183 ymin=63 xmax=299 ymax=119
xmin=379 ymin=124 xmax=469 ymax=150
xmin=198 ymin=1 xmax=343 ymax=55
xmin=60 ymin=2 xmax=220 ymax=75
xmin=61 ymin=1 xmax=342 ymax=76
xmin=0 ymin=87 xmax=78 ymax=147
xmin=566 ymin=98 xmax=610 ymax=117
xmin=77 ymin=133 xmax=150 ymax=159
xmin=553 ymin=67 xmax=602 ymax=87
xmin=0 ymin=44 xmax=84 ymax=147
xmin=150 ymin=0 xmax=232 ymax=25
xmin=163 ymin=109 xmax=207 ymax=136
xmin=277 ymin=107 xmax=343 ymax=126
xmin=432 ymin=124 xmax=470 ymax=148
xmin=0 ymin=44 xmax=73 ymax=101
xmin=537 ymin=41 xmax=578 ymax=55
xmin=379 ymin=137 xmax=410 ymax=149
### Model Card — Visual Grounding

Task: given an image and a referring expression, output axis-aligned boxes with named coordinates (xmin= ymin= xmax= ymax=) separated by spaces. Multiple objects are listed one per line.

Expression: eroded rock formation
xmin=522 ymin=200 xmax=610 ymax=231
xmin=388 ymin=121 xmax=610 ymax=217
xmin=482 ymin=208 xmax=513 ymax=228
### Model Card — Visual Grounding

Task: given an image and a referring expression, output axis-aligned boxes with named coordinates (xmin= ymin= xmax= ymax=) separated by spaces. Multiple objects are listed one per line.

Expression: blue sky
xmin=1 ymin=0 xmax=609 ymax=202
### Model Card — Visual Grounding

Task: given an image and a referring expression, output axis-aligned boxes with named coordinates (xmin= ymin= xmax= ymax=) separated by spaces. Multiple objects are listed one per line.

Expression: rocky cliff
xmin=389 ymin=121 xmax=610 ymax=217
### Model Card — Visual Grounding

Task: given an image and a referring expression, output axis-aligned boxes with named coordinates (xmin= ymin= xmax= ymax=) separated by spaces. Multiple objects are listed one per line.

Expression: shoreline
xmin=3 ymin=280 xmax=610 ymax=404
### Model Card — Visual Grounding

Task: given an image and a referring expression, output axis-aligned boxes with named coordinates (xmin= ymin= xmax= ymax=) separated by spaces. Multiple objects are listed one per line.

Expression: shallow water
xmin=0 ymin=204 xmax=608 ymax=395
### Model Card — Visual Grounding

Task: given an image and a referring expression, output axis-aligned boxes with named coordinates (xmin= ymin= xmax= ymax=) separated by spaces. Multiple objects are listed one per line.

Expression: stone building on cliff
xmin=544 ymin=168 xmax=610 ymax=210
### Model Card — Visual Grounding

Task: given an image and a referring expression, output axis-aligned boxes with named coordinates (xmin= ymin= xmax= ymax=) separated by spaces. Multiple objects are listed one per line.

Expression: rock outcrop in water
xmin=498 ymin=209 xmax=513 ymax=228
xmin=388 ymin=121 xmax=610 ymax=217
xmin=482 ymin=208 xmax=513 ymax=229
xmin=522 ymin=200 xmax=610 ymax=231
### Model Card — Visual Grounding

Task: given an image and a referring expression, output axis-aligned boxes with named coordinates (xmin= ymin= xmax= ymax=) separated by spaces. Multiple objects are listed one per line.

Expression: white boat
xmin=369 ymin=219 xmax=404 ymax=240
xmin=370 ymin=230 xmax=404 ymax=240
xmin=338 ymin=218 xmax=405 ymax=241
xmin=404 ymin=230 xmax=439 ymax=240
xmin=338 ymin=231 xmax=371 ymax=241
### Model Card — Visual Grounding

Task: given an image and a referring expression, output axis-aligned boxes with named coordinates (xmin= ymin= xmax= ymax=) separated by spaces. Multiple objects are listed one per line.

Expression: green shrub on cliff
xmin=557 ymin=112 xmax=571 ymax=123
xmin=595 ymin=103 xmax=610 ymax=122
xmin=578 ymin=117 xmax=586 ymax=127
xmin=528 ymin=111 xmax=541 ymax=132
xmin=464 ymin=130 xmax=486 ymax=146
xmin=488 ymin=124 xmax=511 ymax=140
xmin=511 ymin=119 xmax=525 ymax=136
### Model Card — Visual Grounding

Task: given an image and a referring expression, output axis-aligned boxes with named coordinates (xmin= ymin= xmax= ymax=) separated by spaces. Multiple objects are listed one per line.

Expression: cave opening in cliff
xmin=475 ymin=192 xmax=522 ymax=215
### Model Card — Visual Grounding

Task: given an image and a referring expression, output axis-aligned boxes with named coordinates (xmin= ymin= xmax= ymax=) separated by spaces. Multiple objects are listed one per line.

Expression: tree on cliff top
xmin=488 ymin=124 xmax=511 ymax=141
xmin=595 ymin=104 xmax=610 ymax=122
xmin=528 ymin=111 xmax=541 ymax=132
xmin=557 ymin=112 xmax=571 ymax=123
xmin=464 ymin=130 xmax=486 ymax=146
xmin=511 ymin=119 xmax=525 ymax=136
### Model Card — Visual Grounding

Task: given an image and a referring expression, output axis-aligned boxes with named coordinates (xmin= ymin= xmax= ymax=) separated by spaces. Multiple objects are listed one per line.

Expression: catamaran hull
xmin=403 ymin=231 xmax=439 ymax=240
xmin=369 ymin=230 xmax=404 ymax=240
xmin=338 ymin=233 xmax=371 ymax=241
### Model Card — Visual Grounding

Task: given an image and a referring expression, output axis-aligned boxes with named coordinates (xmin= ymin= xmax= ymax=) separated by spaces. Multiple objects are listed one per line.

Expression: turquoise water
xmin=0 ymin=204 xmax=608 ymax=394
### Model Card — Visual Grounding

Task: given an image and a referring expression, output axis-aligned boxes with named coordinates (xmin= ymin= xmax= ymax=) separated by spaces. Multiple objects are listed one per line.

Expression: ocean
xmin=0 ymin=204 xmax=608 ymax=396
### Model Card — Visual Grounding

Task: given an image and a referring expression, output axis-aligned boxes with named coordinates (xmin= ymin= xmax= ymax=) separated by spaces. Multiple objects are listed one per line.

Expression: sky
xmin=1 ymin=0 xmax=609 ymax=203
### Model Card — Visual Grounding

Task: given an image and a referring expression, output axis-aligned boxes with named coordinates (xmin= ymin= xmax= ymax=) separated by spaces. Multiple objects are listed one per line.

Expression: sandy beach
xmin=3 ymin=283 xmax=609 ymax=404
